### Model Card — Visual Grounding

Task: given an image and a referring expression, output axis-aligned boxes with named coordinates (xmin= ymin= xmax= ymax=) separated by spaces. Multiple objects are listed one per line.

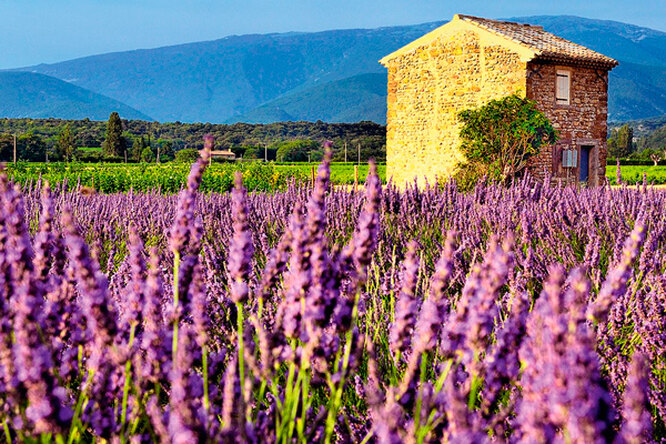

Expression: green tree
xmin=175 ymin=148 xmax=201 ymax=163
xmin=275 ymin=140 xmax=319 ymax=162
xmin=17 ymin=133 xmax=47 ymax=162
xmin=56 ymin=125 xmax=76 ymax=161
xmin=156 ymin=138 xmax=175 ymax=161
xmin=141 ymin=146 xmax=154 ymax=162
xmin=102 ymin=112 xmax=127 ymax=157
xmin=630 ymin=147 xmax=664 ymax=165
xmin=645 ymin=148 xmax=663 ymax=166
xmin=0 ymin=134 xmax=13 ymax=161
xmin=608 ymin=124 xmax=634 ymax=158
xmin=456 ymin=94 xmax=558 ymax=184
xmin=131 ymin=136 xmax=146 ymax=162
xmin=243 ymin=146 xmax=261 ymax=159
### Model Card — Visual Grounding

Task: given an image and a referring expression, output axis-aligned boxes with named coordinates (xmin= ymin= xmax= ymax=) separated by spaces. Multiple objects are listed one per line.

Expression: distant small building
xmin=209 ymin=149 xmax=236 ymax=161
xmin=380 ymin=14 xmax=618 ymax=186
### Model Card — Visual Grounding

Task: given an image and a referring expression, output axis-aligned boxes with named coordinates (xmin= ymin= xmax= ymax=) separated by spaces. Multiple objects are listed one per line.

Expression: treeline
xmin=608 ymin=123 xmax=666 ymax=165
xmin=0 ymin=116 xmax=386 ymax=163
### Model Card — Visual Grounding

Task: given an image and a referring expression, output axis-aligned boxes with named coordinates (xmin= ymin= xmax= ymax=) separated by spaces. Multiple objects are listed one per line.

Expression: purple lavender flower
xmin=62 ymin=208 xmax=118 ymax=348
xmin=618 ymin=352 xmax=653 ymax=444
xmin=189 ymin=263 xmax=209 ymax=348
xmin=168 ymin=135 xmax=212 ymax=257
xmin=12 ymin=269 xmax=72 ymax=434
xmin=121 ymin=225 xmax=146 ymax=333
xmin=389 ymin=241 xmax=420 ymax=358
xmin=168 ymin=327 xmax=206 ymax=443
xmin=343 ymin=160 xmax=382 ymax=284
xmin=412 ymin=231 xmax=456 ymax=353
xmin=32 ymin=182 xmax=57 ymax=283
xmin=440 ymin=236 xmax=512 ymax=368
xmin=278 ymin=203 xmax=309 ymax=341
xmin=140 ymin=247 xmax=169 ymax=385
xmin=221 ymin=353 xmax=239 ymax=433
xmin=481 ymin=290 xmax=530 ymax=432
xmin=518 ymin=266 xmax=616 ymax=443
xmin=1 ymin=152 xmax=666 ymax=442
xmin=228 ymin=172 xmax=254 ymax=305
xmin=441 ymin=368 xmax=487 ymax=443
xmin=589 ymin=220 xmax=646 ymax=324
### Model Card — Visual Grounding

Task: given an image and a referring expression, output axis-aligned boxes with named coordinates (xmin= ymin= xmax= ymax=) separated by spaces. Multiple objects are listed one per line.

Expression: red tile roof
xmin=458 ymin=15 xmax=618 ymax=68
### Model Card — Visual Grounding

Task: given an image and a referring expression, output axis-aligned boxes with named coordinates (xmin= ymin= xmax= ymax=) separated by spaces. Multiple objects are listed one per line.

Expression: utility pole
xmin=344 ymin=141 xmax=347 ymax=163
xmin=156 ymin=129 xmax=161 ymax=164
xmin=264 ymin=143 xmax=268 ymax=162
xmin=13 ymin=133 xmax=17 ymax=164
xmin=357 ymin=143 xmax=360 ymax=165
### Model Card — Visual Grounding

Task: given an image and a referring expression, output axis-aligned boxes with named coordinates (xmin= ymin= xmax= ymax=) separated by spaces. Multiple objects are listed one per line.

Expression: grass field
xmin=4 ymin=161 xmax=665 ymax=192
xmin=78 ymin=146 xmax=102 ymax=152
xmin=606 ymin=164 xmax=666 ymax=185
xmin=275 ymin=162 xmax=386 ymax=184
xmin=2 ymin=161 xmax=386 ymax=193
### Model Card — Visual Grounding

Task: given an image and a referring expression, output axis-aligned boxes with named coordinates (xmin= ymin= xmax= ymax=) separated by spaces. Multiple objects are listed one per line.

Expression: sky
xmin=1 ymin=0 xmax=664 ymax=69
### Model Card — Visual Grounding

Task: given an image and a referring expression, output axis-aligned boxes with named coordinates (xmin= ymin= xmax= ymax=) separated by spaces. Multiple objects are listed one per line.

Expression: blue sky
xmin=1 ymin=0 xmax=664 ymax=69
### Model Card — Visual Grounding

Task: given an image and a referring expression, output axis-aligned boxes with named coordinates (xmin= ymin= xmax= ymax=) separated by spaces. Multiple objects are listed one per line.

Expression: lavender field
xmin=1 ymin=139 xmax=664 ymax=443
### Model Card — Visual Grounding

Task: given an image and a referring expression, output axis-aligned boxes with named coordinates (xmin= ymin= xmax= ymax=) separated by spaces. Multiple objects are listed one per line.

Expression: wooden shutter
xmin=552 ymin=146 xmax=561 ymax=172
xmin=556 ymin=70 xmax=570 ymax=105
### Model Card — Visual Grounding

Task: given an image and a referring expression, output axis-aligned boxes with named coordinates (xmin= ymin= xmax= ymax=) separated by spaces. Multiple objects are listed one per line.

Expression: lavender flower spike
xmin=168 ymin=134 xmax=213 ymax=257
xmin=588 ymin=220 xmax=646 ymax=324
xmin=228 ymin=171 xmax=254 ymax=304
xmin=389 ymin=241 xmax=420 ymax=358
xmin=618 ymin=352 xmax=653 ymax=444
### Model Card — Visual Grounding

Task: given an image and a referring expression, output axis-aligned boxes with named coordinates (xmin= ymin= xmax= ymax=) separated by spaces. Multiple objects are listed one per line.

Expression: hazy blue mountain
xmin=609 ymin=114 xmax=666 ymax=137
xmin=9 ymin=16 xmax=666 ymax=123
xmin=511 ymin=15 xmax=666 ymax=67
xmin=14 ymin=23 xmax=440 ymax=123
xmin=0 ymin=72 xmax=152 ymax=121
xmin=234 ymin=73 xmax=387 ymax=123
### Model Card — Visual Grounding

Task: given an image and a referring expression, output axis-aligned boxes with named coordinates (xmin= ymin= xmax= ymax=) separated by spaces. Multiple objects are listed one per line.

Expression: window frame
xmin=555 ymin=69 xmax=571 ymax=106
xmin=562 ymin=148 xmax=577 ymax=168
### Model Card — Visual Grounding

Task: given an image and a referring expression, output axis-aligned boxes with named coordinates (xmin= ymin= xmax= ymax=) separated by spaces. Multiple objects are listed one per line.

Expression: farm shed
xmin=380 ymin=14 xmax=618 ymax=186
xmin=209 ymin=150 xmax=236 ymax=160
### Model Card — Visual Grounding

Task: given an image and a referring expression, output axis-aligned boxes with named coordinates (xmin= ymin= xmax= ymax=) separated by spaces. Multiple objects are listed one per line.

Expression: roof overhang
xmin=532 ymin=55 xmax=619 ymax=71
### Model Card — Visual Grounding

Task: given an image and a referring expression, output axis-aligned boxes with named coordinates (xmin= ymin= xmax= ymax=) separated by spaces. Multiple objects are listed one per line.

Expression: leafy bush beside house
xmin=455 ymin=94 xmax=558 ymax=188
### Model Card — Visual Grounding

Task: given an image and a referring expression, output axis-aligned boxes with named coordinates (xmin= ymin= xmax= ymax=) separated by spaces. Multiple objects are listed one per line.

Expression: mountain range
xmin=4 ymin=15 xmax=666 ymax=124
xmin=0 ymin=72 xmax=151 ymax=121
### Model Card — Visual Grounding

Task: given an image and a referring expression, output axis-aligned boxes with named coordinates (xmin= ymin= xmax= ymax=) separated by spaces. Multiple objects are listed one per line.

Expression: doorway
xmin=579 ymin=145 xmax=592 ymax=183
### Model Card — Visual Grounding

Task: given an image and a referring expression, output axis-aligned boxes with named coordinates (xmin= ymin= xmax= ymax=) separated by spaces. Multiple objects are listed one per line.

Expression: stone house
xmin=210 ymin=149 xmax=236 ymax=161
xmin=379 ymin=14 xmax=618 ymax=186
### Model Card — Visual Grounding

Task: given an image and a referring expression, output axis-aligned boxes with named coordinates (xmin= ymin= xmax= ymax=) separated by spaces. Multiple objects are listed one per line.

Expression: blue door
xmin=579 ymin=146 xmax=591 ymax=183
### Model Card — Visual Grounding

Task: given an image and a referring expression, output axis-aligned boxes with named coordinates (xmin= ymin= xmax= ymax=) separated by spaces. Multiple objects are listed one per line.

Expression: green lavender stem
xmin=172 ymin=252 xmax=180 ymax=358
xmin=120 ymin=324 xmax=136 ymax=443
xmin=324 ymin=291 xmax=360 ymax=444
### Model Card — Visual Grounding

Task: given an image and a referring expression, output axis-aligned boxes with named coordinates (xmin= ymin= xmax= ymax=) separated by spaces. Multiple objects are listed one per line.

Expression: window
xmin=562 ymin=149 xmax=577 ymax=168
xmin=556 ymin=70 xmax=570 ymax=105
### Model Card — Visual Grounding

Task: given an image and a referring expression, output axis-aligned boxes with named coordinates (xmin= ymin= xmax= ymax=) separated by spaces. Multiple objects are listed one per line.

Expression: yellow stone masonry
xmin=384 ymin=29 xmax=527 ymax=186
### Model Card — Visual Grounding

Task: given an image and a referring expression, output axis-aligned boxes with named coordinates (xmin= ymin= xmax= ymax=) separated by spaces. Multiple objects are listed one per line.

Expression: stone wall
xmin=385 ymin=29 xmax=527 ymax=186
xmin=526 ymin=62 xmax=609 ymax=186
